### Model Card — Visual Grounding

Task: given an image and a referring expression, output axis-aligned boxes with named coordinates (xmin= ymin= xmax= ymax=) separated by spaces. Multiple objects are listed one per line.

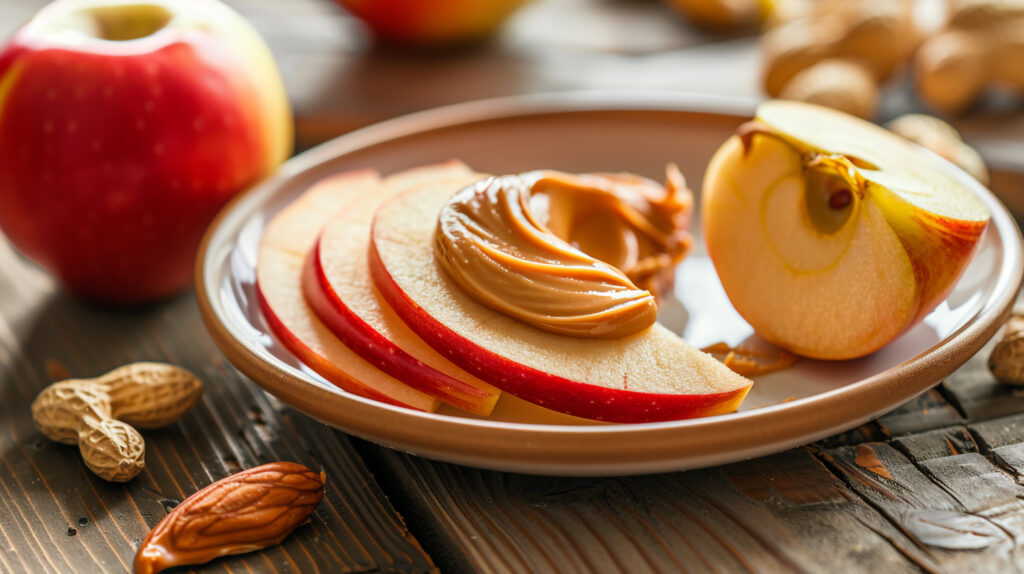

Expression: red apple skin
xmin=0 ymin=3 xmax=291 ymax=304
xmin=900 ymin=211 xmax=988 ymax=330
xmin=256 ymin=281 xmax=414 ymax=410
xmin=335 ymin=0 xmax=530 ymax=46
xmin=367 ymin=237 xmax=747 ymax=423
xmin=303 ymin=239 xmax=499 ymax=414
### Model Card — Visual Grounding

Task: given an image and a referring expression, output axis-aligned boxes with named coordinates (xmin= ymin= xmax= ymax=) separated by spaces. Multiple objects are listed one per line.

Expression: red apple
xmin=0 ymin=0 xmax=292 ymax=304
xmin=335 ymin=0 xmax=531 ymax=46
xmin=369 ymin=176 xmax=753 ymax=423
xmin=305 ymin=161 xmax=501 ymax=415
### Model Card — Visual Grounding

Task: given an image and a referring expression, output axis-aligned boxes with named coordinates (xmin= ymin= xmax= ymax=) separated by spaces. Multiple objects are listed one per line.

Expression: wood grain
xmin=358 ymin=324 xmax=1024 ymax=574
xmin=876 ymin=388 xmax=965 ymax=437
xmin=943 ymin=351 xmax=1024 ymax=423
xmin=892 ymin=426 xmax=978 ymax=463
xmin=360 ymin=444 xmax=935 ymax=574
xmin=0 ymin=243 xmax=435 ymax=572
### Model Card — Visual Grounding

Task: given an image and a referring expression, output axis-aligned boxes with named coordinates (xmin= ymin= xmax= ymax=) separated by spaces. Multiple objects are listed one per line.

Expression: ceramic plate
xmin=196 ymin=92 xmax=1023 ymax=476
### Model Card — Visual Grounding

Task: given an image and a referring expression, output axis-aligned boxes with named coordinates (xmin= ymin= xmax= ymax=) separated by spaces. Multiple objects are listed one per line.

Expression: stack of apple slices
xmin=258 ymin=163 xmax=501 ymax=415
xmin=258 ymin=160 xmax=753 ymax=423
xmin=304 ymin=163 xmax=503 ymax=414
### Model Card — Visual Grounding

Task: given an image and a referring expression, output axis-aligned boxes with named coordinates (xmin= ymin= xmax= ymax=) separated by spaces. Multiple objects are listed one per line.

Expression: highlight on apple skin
xmin=0 ymin=0 xmax=291 ymax=304
xmin=702 ymin=100 xmax=991 ymax=360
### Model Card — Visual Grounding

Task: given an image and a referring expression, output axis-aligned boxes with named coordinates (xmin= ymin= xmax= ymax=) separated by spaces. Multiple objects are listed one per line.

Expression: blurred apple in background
xmin=662 ymin=0 xmax=767 ymax=32
xmin=335 ymin=0 xmax=531 ymax=47
xmin=0 ymin=0 xmax=291 ymax=304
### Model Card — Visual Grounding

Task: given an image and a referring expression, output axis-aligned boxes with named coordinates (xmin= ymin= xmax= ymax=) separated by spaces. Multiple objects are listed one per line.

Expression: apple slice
xmin=305 ymin=162 xmax=501 ymax=415
xmin=369 ymin=177 xmax=753 ymax=423
xmin=702 ymin=100 xmax=990 ymax=360
xmin=257 ymin=169 xmax=439 ymax=412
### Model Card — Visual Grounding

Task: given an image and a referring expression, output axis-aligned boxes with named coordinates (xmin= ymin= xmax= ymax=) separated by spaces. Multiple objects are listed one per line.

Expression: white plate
xmin=196 ymin=92 xmax=1023 ymax=476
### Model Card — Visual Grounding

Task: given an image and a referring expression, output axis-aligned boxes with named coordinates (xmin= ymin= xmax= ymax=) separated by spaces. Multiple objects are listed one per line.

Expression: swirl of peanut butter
xmin=434 ymin=167 xmax=693 ymax=338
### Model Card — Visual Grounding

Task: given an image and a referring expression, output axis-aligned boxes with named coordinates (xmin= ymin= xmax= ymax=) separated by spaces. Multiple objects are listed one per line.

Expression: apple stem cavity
xmin=803 ymin=155 xmax=862 ymax=234
xmin=734 ymin=118 xmax=877 ymax=234
xmin=85 ymin=4 xmax=173 ymax=42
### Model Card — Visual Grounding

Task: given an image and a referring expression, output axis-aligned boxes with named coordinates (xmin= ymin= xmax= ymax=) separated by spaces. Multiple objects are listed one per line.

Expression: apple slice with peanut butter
xmin=435 ymin=167 xmax=692 ymax=338
xmin=370 ymin=168 xmax=752 ymax=423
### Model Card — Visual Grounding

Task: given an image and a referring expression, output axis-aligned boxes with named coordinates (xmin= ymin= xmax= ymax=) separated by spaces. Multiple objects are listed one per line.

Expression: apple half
xmin=702 ymin=100 xmax=991 ymax=360
xmin=369 ymin=177 xmax=753 ymax=423
xmin=257 ymin=169 xmax=439 ymax=412
xmin=305 ymin=162 xmax=501 ymax=416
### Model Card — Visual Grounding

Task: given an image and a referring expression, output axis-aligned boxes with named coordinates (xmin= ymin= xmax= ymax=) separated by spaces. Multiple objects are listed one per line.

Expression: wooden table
xmin=3 ymin=1 xmax=1024 ymax=572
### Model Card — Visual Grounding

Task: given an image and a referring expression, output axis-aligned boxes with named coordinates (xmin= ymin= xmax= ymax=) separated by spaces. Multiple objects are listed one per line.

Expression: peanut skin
xmin=778 ymin=58 xmax=878 ymax=119
xmin=989 ymin=312 xmax=1024 ymax=384
xmin=915 ymin=1 xmax=1024 ymax=115
xmin=31 ymin=362 xmax=203 ymax=482
xmin=761 ymin=0 xmax=917 ymax=118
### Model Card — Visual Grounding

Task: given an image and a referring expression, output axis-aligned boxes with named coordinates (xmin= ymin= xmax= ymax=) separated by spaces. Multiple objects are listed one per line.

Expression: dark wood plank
xmin=0 ymin=240 xmax=436 ymax=573
xmin=360 ymin=443 xmax=935 ymax=574
xmin=892 ymin=426 xmax=978 ymax=464
xmin=824 ymin=438 xmax=1024 ymax=571
xmin=698 ymin=450 xmax=934 ymax=573
xmin=965 ymin=414 xmax=1024 ymax=453
xmin=888 ymin=424 xmax=1024 ymax=562
xmin=813 ymin=423 xmax=887 ymax=449
xmin=876 ymin=389 xmax=964 ymax=438
xmin=941 ymin=347 xmax=1024 ymax=423
xmin=968 ymin=413 xmax=1024 ymax=480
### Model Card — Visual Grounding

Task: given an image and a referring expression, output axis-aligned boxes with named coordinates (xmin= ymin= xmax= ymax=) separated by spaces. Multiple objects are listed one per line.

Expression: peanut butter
xmin=434 ymin=167 xmax=692 ymax=338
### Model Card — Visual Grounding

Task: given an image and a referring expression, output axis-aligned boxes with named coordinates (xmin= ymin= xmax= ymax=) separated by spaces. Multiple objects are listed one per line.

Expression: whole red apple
xmin=336 ymin=0 xmax=531 ymax=46
xmin=0 ymin=0 xmax=291 ymax=304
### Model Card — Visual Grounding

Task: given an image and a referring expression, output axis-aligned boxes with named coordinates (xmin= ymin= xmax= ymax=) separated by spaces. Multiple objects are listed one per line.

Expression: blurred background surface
xmin=6 ymin=0 xmax=1017 ymax=151
xmin=1 ymin=0 xmax=1022 ymax=214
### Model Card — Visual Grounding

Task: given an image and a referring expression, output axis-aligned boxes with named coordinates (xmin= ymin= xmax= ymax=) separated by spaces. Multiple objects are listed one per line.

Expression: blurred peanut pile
xmin=667 ymin=0 xmax=1024 ymax=121
xmin=664 ymin=0 xmax=1016 ymax=184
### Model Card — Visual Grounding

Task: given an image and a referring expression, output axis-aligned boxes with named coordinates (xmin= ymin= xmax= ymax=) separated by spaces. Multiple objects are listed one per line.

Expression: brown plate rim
xmin=195 ymin=91 xmax=1024 ymax=476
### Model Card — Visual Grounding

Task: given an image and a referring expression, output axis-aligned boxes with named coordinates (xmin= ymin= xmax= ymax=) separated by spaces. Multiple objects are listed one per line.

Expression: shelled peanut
xmin=31 ymin=362 xmax=203 ymax=482
xmin=761 ymin=0 xmax=917 ymax=118
xmin=916 ymin=0 xmax=1024 ymax=115
xmin=989 ymin=309 xmax=1024 ymax=385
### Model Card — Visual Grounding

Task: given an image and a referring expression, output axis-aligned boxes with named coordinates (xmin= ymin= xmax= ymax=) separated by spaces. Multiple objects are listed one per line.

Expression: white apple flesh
xmin=369 ymin=177 xmax=753 ymax=423
xmin=305 ymin=162 xmax=501 ymax=416
xmin=702 ymin=101 xmax=990 ymax=360
xmin=257 ymin=170 xmax=440 ymax=412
